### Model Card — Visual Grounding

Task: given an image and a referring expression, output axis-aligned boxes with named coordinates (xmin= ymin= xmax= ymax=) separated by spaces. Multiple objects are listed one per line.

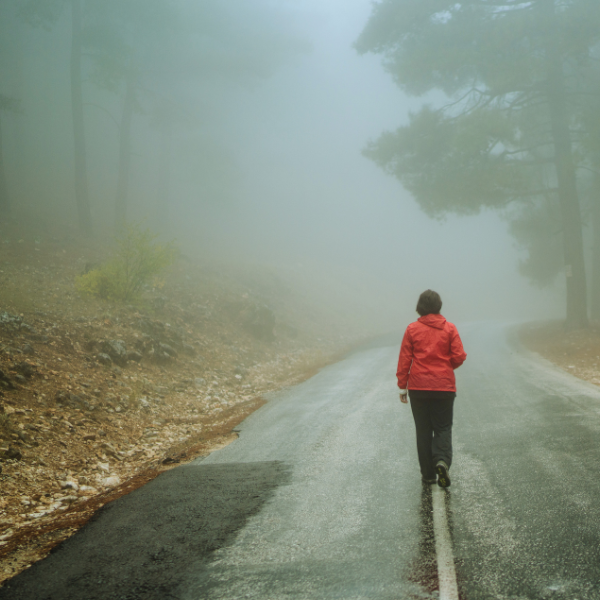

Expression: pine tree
xmin=357 ymin=0 xmax=600 ymax=329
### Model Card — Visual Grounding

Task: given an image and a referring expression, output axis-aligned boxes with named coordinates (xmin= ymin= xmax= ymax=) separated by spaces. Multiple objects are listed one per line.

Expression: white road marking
xmin=432 ymin=485 xmax=459 ymax=600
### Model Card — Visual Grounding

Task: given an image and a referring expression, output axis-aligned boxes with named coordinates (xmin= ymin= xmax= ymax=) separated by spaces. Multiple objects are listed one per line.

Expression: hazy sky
xmin=172 ymin=0 xmax=565 ymax=324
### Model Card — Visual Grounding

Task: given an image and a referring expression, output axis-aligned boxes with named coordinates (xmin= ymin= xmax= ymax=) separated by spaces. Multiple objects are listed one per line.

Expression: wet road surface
xmin=2 ymin=322 xmax=600 ymax=599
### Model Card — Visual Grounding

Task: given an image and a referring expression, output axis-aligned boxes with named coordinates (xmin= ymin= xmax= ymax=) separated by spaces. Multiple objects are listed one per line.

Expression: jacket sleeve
xmin=449 ymin=326 xmax=467 ymax=369
xmin=396 ymin=329 xmax=413 ymax=388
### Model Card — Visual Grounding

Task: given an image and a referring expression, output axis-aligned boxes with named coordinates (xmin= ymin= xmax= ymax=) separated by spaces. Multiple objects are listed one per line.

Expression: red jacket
xmin=396 ymin=314 xmax=466 ymax=392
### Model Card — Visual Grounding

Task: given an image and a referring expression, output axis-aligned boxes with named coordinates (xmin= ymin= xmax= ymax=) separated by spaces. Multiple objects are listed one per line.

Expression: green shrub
xmin=0 ymin=413 xmax=13 ymax=437
xmin=76 ymin=224 xmax=177 ymax=302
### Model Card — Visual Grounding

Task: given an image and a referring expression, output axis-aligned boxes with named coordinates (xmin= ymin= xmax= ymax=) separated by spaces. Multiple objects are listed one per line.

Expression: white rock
xmin=61 ymin=480 xmax=79 ymax=492
xmin=96 ymin=462 xmax=110 ymax=473
xmin=102 ymin=475 xmax=120 ymax=489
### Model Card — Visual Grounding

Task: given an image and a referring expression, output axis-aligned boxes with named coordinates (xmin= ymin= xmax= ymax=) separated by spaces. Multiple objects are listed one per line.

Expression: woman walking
xmin=397 ymin=290 xmax=467 ymax=487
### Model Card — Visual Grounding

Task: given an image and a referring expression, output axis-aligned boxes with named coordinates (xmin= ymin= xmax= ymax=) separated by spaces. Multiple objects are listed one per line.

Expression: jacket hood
xmin=417 ymin=313 xmax=447 ymax=330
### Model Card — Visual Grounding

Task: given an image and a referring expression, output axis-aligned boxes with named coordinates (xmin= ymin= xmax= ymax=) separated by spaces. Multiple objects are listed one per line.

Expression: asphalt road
xmin=2 ymin=322 xmax=600 ymax=599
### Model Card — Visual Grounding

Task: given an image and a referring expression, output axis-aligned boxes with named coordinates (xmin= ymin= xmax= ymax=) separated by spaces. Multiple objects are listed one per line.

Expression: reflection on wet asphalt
xmin=3 ymin=323 xmax=600 ymax=599
xmin=184 ymin=346 xmax=433 ymax=600
xmin=406 ymin=486 xmax=438 ymax=598
xmin=451 ymin=323 xmax=600 ymax=599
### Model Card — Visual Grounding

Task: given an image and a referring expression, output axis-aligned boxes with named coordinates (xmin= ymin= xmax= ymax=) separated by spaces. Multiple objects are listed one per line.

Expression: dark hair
xmin=416 ymin=290 xmax=442 ymax=316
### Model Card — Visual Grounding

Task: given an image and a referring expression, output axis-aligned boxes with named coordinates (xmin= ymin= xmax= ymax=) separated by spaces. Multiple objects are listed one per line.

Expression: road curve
xmin=2 ymin=322 xmax=600 ymax=599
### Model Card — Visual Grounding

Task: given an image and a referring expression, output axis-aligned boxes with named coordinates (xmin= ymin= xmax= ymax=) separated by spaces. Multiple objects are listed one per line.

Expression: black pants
xmin=409 ymin=395 xmax=454 ymax=479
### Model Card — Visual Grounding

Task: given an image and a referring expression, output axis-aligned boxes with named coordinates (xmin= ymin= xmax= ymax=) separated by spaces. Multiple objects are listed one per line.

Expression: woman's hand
xmin=399 ymin=392 xmax=408 ymax=404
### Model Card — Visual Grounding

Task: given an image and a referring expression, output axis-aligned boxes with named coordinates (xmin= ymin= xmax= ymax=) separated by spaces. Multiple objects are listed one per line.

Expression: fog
xmin=175 ymin=0 xmax=564 ymax=326
xmin=0 ymin=0 xmax=572 ymax=332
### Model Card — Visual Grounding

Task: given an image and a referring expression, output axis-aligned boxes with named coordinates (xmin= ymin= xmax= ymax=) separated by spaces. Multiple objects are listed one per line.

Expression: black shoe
xmin=436 ymin=461 xmax=451 ymax=488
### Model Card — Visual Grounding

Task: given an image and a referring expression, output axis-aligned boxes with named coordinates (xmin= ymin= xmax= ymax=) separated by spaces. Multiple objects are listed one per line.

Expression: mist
xmin=0 ymin=0 xmax=573 ymax=332
xmin=171 ymin=0 xmax=565 ymax=327
xmin=6 ymin=2 xmax=600 ymax=590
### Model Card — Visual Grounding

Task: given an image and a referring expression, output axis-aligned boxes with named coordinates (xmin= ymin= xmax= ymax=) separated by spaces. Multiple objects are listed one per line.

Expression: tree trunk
xmin=0 ymin=114 xmax=9 ymax=221
xmin=543 ymin=0 xmax=588 ymax=329
xmin=155 ymin=111 xmax=172 ymax=233
xmin=115 ymin=75 xmax=135 ymax=231
xmin=591 ymin=173 xmax=600 ymax=321
xmin=71 ymin=0 xmax=92 ymax=235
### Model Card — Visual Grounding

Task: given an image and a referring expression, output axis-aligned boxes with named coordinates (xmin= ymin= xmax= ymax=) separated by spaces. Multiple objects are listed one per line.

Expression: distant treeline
xmin=0 ymin=0 xmax=305 ymax=235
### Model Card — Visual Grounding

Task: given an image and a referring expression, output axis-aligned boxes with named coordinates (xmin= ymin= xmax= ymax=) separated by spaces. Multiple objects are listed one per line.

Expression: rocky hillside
xmin=0 ymin=232 xmax=374 ymax=585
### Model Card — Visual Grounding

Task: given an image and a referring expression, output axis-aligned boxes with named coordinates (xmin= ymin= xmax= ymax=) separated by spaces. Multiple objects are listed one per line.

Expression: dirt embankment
xmin=519 ymin=321 xmax=600 ymax=386
xmin=0 ymin=233 xmax=371 ymax=585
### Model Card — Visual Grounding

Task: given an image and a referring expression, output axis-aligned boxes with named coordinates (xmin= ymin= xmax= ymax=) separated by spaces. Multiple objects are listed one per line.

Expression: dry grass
xmin=519 ymin=320 xmax=600 ymax=386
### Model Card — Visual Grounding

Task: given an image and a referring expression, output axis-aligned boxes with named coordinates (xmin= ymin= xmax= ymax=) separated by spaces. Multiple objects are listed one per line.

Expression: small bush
xmin=76 ymin=224 xmax=177 ymax=302
xmin=0 ymin=413 xmax=12 ymax=435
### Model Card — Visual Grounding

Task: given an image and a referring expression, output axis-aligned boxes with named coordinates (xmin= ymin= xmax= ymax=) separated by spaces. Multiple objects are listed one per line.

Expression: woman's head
xmin=416 ymin=290 xmax=442 ymax=316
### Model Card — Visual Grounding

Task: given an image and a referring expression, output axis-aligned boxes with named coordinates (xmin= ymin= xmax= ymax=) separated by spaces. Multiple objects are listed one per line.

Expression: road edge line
xmin=432 ymin=485 xmax=459 ymax=600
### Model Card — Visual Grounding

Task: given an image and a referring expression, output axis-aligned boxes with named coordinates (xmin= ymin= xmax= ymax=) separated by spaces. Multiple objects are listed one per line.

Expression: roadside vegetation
xmin=75 ymin=224 xmax=177 ymax=303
